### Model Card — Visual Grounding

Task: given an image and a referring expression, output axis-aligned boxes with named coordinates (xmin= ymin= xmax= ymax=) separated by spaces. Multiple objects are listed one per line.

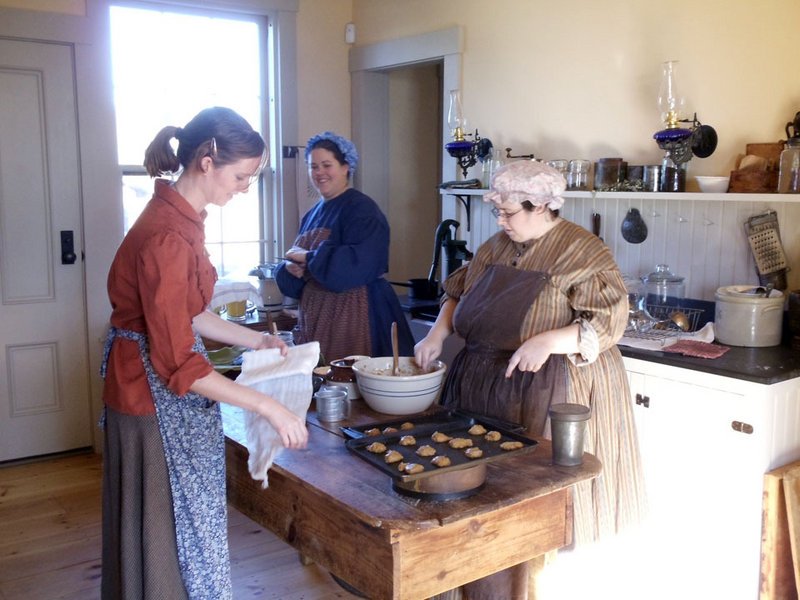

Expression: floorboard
xmin=0 ymin=451 xmax=359 ymax=600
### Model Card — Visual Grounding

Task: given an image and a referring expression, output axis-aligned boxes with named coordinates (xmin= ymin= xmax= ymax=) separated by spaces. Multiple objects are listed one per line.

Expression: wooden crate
xmin=760 ymin=460 xmax=800 ymax=600
xmin=729 ymin=170 xmax=779 ymax=193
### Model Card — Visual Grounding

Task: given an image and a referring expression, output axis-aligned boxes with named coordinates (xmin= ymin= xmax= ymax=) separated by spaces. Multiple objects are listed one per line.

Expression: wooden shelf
xmin=440 ymin=188 xmax=790 ymax=202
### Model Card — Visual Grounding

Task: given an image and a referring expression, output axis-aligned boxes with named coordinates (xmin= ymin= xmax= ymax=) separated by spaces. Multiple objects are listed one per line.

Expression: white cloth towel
xmin=209 ymin=277 xmax=262 ymax=311
xmin=618 ymin=321 xmax=716 ymax=352
xmin=235 ymin=341 xmax=320 ymax=487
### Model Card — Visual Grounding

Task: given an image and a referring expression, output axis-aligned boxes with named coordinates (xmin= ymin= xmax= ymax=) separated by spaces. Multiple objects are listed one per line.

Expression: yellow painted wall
xmin=296 ymin=0 xmax=352 ymax=144
xmin=351 ymin=0 xmax=800 ymax=180
xmin=4 ymin=0 xmax=798 ymax=181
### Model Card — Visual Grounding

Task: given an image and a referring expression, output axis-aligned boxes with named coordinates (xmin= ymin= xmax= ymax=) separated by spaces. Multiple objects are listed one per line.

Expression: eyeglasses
xmin=490 ymin=206 xmax=524 ymax=220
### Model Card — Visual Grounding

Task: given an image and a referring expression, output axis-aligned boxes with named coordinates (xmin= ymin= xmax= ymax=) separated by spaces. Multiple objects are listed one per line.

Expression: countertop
xmin=397 ymin=292 xmax=800 ymax=386
xmin=619 ymin=342 xmax=800 ymax=385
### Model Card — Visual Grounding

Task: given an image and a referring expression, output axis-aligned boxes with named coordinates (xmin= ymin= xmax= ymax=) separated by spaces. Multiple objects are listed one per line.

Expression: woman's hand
xmin=284 ymin=246 xmax=309 ymax=278
xmin=505 ymin=324 xmax=581 ymax=378
xmin=505 ymin=334 xmax=553 ymax=378
xmin=190 ymin=371 xmax=308 ymax=449
xmin=414 ymin=335 xmax=443 ymax=370
xmin=258 ymin=397 xmax=309 ymax=449
xmin=253 ymin=333 xmax=288 ymax=356
xmin=414 ymin=298 xmax=457 ymax=369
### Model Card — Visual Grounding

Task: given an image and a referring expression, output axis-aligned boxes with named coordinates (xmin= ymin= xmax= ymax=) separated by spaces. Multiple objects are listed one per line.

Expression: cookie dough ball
xmin=431 ymin=431 xmax=452 ymax=443
xmin=464 ymin=447 xmax=484 ymax=459
xmin=366 ymin=442 xmax=387 ymax=453
xmin=416 ymin=445 xmax=436 ymax=457
xmin=500 ymin=441 xmax=524 ymax=451
xmin=364 ymin=428 xmax=381 ymax=437
xmin=468 ymin=424 xmax=487 ymax=435
xmin=383 ymin=426 xmax=398 ymax=435
xmin=448 ymin=437 xmax=473 ymax=449
xmin=384 ymin=450 xmax=403 ymax=464
xmin=403 ymin=462 xmax=424 ymax=474
xmin=431 ymin=455 xmax=452 ymax=468
xmin=398 ymin=435 xmax=417 ymax=446
xmin=484 ymin=431 xmax=502 ymax=442
xmin=400 ymin=422 xmax=415 ymax=430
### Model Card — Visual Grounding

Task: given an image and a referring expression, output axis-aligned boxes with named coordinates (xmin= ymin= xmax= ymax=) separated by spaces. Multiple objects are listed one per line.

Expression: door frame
xmin=349 ymin=26 xmax=463 ymax=222
xmin=0 ymin=2 xmax=123 ymax=453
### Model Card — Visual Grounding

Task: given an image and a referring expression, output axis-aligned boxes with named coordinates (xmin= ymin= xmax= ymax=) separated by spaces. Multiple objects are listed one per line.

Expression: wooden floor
xmin=0 ymin=451 xmax=360 ymax=600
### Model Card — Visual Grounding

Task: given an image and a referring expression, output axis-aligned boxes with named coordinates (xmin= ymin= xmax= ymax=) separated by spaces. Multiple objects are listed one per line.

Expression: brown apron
xmin=440 ymin=264 xmax=568 ymax=600
xmin=442 ymin=263 xmax=567 ymax=436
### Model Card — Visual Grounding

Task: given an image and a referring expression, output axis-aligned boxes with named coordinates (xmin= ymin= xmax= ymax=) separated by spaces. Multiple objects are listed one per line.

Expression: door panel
xmin=0 ymin=38 xmax=91 ymax=461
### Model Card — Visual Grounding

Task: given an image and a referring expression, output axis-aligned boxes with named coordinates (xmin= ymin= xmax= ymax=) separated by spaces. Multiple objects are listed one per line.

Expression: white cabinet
xmin=624 ymin=357 xmax=800 ymax=600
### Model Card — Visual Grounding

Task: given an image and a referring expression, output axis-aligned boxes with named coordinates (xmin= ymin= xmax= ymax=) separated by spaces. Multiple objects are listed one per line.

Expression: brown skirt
xmin=101 ymin=407 xmax=188 ymax=600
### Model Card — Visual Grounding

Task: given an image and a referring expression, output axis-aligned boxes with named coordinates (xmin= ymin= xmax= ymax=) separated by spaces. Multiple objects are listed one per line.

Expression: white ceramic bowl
xmin=351 ymin=356 xmax=446 ymax=415
xmin=695 ymin=176 xmax=730 ymax=193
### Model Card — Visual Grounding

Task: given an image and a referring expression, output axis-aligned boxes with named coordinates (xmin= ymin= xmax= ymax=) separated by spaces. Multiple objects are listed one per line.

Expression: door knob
xmin=60 ymin=230 xmax=77 ymax=264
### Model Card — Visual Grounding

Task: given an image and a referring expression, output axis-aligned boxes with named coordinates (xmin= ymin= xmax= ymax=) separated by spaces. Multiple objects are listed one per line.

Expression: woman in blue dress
xmin=275 ymin=131 xmax=414 ymax=362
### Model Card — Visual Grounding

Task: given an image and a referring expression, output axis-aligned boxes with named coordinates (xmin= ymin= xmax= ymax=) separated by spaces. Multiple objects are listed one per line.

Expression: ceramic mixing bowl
xmin=351 ymin=356 xmax=446 ymax=415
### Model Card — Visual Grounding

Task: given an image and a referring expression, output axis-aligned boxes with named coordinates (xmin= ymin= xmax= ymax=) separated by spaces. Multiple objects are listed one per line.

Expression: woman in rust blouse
xmin=101 ymin=107 xmax=307 ymax=599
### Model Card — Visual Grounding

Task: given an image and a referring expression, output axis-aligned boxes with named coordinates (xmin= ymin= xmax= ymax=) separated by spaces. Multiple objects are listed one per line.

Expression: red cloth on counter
xmin=103 ymin=180 xmax=216 ymax=415
xmin=663 ymin=340 xmax=730 ymax=359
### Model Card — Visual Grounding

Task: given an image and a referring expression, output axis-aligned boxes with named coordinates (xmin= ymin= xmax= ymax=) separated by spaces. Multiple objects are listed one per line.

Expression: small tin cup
xmin=314 ymin=385 xmax=349 ymax=422
xmin=548 ymin=403 xmax=591 ymax=466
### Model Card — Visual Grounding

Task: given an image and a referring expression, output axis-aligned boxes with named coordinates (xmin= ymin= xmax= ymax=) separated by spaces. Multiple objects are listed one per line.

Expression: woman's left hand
xmin=505 ymin=323 xmax=581 ymax=378
xmin=505 ymin=334 xmax=552 ymax=378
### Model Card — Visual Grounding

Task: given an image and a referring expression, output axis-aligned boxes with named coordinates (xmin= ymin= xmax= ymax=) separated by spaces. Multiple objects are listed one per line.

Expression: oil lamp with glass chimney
xmin=652 ymin=60 xmax=717 ymax=192
xmin=444 ymin=89 xmax=492 ymax=179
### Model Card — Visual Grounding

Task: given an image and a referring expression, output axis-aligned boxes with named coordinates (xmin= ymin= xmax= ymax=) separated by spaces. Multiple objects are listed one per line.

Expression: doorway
xmin=387 ymin=63 xmax=442 ymax=284
xmin=350 ymin=27 xmax=464 ymax=288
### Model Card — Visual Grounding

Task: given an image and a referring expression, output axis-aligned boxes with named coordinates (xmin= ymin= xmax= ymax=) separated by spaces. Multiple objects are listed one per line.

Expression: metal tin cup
xmin=548 ymin=403 xmax=591 ymax=466
xmin=314 ymin=385 xmax=349 ymax=422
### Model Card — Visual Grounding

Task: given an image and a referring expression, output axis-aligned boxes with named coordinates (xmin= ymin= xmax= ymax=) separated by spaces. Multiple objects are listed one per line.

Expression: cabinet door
xmin=627 ymin=370 xmax=764 ymax=599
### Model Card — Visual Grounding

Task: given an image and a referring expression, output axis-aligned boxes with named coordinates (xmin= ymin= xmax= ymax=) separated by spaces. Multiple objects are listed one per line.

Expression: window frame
xmin=109 ymin=0 xmax=299 ymax=271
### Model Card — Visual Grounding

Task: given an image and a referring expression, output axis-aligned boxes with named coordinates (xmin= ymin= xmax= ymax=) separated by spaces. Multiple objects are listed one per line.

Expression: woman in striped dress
xmin=415 ymin=160 xmax=646 ymax=600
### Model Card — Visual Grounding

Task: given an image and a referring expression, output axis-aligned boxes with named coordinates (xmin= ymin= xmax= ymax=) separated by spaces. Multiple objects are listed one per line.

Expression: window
xmin=109 ymin=4 xmax=267 ymax=278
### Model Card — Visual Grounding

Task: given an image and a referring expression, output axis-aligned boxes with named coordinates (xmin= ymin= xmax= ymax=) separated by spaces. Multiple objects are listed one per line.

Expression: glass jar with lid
xmin=778 ymin=137 xmax=800 ymax=193
xmin=640 ymin=264 xmax=685 ymax=315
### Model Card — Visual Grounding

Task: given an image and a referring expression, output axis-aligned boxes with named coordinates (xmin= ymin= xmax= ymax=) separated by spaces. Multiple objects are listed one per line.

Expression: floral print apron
xmin=102 ymin=327 xmax=232 ymax=600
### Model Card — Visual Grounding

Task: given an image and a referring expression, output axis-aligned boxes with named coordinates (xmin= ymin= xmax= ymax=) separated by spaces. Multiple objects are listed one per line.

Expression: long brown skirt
xmin=101 ymin=407 xmax=188 ymax=600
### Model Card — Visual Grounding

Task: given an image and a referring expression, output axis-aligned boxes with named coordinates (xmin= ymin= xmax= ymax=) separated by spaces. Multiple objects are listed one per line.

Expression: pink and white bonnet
xmin=484 ymin=160 xmax=566 ymax=211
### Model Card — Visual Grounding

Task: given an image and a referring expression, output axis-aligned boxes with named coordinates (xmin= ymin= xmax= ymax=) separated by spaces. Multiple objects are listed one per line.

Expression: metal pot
xmin=714 ymin=285 xmax=785 ymax=347
xmin=391 ymin=278 xmax=440 ymax=300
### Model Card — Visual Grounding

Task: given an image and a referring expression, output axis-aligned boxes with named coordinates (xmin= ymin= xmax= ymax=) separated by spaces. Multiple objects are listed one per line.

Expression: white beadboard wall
xmin=442 ymin=191 xmax=800 ymax=301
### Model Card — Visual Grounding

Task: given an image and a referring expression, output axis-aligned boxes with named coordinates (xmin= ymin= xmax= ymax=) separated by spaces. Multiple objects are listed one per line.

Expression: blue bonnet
xmin=305 ymin=131 xmax=359 ymax=175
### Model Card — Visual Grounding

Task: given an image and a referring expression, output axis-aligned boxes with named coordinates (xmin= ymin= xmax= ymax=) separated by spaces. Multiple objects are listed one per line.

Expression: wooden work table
xmin=223 ymin=400 xmax=601 ymax=600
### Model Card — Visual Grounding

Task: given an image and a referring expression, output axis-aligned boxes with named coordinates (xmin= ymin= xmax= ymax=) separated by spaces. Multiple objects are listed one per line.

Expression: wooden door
xmin=0 ymin=37 xmax=92 ymax=461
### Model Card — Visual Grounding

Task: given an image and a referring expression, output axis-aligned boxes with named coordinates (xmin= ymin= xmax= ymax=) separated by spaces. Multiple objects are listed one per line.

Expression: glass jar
xmin=567 ymin=159 xmax=591 ymax=190
xmin=640 ymin=264 xmax=685 ymax=315
xmin=778 ymin=138 xmax=800 ymax=194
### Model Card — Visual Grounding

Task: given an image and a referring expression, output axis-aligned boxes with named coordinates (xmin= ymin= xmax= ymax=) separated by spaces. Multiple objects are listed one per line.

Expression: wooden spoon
xmin=391 ymin=321 xmax=399 ymax=376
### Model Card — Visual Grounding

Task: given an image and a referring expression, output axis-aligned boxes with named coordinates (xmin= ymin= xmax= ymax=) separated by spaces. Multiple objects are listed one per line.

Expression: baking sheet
xmin=345 ymin=413 xmax=537 ymax=484
xmin=340 ymin=408 xmax=525 ymax=439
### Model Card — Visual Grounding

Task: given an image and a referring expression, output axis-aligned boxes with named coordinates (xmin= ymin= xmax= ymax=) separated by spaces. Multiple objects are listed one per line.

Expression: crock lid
xmin=641 ymin=264 xmax=684 ymax=284
xmin=715 ymin=285 xmax=784 ymax=302
xmin=548 ymin=403 xmax=591 ymax=422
